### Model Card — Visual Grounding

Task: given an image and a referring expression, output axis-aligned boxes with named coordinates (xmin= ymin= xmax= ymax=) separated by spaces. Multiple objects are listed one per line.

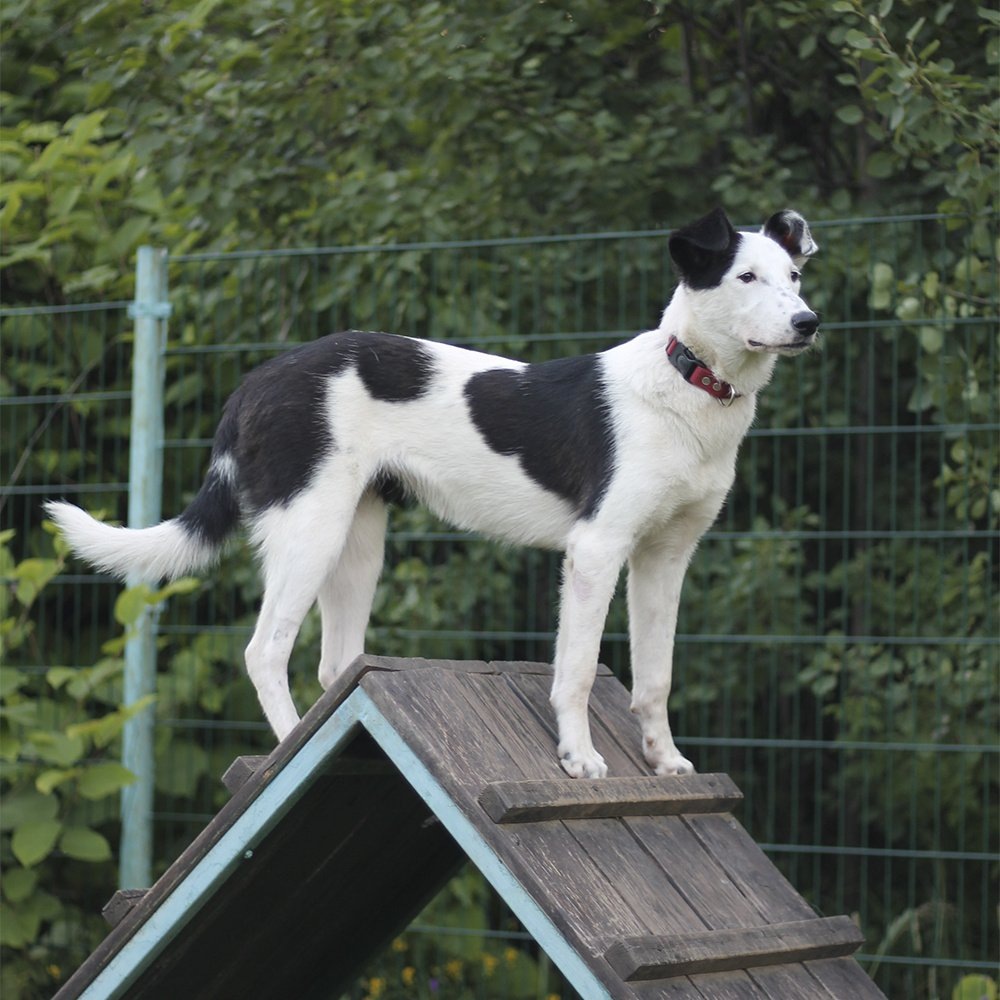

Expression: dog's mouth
xmin=747 ymin=338 xmax=816 ymax=354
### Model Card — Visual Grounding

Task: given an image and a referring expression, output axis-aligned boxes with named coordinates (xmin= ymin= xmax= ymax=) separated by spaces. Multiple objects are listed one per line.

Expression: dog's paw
xmin=654 ymin=755 xmax=696 ymax=776
xmin=559 ymin=747 xmax=608 ymax=779
xmin=644 ymin=739 xmax=696 ymax=776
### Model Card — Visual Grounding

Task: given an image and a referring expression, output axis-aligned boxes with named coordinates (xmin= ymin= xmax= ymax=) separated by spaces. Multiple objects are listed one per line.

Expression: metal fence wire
xmin=2 ymin=213 xmax=997 ymax=999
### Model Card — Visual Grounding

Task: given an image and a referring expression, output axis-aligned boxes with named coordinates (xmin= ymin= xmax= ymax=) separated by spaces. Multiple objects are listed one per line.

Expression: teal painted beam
xmin=120 ymin=247 xmax=170 ymax=891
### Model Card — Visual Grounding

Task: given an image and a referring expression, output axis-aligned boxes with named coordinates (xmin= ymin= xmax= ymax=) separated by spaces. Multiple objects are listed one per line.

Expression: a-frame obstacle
xmin=55 ymin=656 xmax=885 ymax=999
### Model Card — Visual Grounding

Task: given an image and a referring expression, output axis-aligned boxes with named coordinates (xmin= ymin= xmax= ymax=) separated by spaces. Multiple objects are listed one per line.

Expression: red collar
xmin=666 ymin=335 xmax=741 ymax=406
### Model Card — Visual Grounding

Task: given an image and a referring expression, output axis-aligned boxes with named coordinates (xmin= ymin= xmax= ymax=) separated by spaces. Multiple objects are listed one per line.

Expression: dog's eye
xmin=737 ymin=272 xmax=756 ymax=283
xmin=791 ymin=270 xmax=801 ymax=282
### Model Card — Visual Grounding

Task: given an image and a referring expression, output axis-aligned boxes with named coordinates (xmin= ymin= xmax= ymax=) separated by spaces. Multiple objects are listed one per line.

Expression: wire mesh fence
xmin=2 ymin=213 xmax=996 ymax=999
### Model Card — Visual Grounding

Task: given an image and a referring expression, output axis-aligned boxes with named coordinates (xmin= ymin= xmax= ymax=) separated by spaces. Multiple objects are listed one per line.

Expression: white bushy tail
xmin=44 ymin=501 xmax=224 ymax=583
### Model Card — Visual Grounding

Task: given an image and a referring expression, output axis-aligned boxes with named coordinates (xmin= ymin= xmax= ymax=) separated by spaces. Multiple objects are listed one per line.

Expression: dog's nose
xmin=791 ymin=310 xmax=819 ymax=338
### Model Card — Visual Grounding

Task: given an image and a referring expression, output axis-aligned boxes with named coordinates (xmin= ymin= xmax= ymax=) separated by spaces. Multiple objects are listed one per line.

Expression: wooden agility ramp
xmin=55 ymin=656 xmax=886 ymax=999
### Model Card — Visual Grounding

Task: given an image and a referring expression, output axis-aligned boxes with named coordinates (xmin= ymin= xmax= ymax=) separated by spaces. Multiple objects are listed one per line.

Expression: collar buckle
xmin=666 ymin=335 xmax=741 ymax=405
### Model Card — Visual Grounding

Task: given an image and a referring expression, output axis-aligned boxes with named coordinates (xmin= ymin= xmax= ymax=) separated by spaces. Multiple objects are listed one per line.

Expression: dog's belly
xmin=324 ymin=365 xmax=583 ymax=549
xmin=400 ymin=456 xmax=579 ymax=550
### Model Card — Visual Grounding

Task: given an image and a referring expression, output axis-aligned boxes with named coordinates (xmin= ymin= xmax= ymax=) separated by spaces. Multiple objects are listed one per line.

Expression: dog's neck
xmin=658 ymin=290 xmax=780 ymax=397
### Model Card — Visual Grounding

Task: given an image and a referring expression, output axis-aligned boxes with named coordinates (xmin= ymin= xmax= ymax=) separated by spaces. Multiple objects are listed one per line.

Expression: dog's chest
xmin=611 ymin=397 xmax=754 ymax=524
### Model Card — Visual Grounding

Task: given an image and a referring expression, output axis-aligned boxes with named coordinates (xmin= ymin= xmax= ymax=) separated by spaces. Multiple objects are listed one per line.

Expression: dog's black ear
xmin=761 ymin=209 xmax=819 ymax=266
xmin=669 ymin=208 xmax=740 ymax=289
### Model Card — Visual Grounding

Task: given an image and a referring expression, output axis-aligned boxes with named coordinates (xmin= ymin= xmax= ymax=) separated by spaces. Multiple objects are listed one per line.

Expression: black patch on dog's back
xmin=220 ymin=331 xmax=434 ymax=512
xmin=464 ymin=355 xmax=616 ymax=517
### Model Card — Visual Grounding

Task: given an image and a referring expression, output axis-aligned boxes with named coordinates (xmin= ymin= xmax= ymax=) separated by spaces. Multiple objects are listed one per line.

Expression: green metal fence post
xmin=121 ymin=247 xmax=170 ymax=889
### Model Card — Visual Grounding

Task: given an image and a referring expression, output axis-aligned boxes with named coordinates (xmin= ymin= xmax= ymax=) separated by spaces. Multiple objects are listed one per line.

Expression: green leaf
xmin=35 ymin=767 xmax=82 ymax=795
xmin=0 ymin=901 xmax=30 ymax=948
xmin=59 ymin=825 xmax=112 ymax=862
xmin=1 ymin=867 xmax=38 ymax=904
xmin=952 ymin=975 xmax=998 ymax=1000
xmin=149 ymin=577 xmax=201 ymax=604
xmin=114 ymin=585 xmax=152 ymax=626
xmin=66 ymin=693 xmax=156 ymax=748
xmin=919 ymin=326 xmax=944 ymax=353
xmin=12 ymin=558 xmax=60 ymax=607
xmin=836 ymin=105 xmax=864 ymax=125
xmin=0 ymin=789 xmax=59 ymax=831
xmin=844 ymin=28 xmax=874 ymax=49
xmin=0 ymin=667 xmax=26 ymax=699
xmin=866 ymin=150 xmax=895 ymax=179
xmin=11 ymin=820 xmax=62 ymax=867
xmin=28 ymin=729 xmax=86 ymax=767
xmin=78 ymin=762 xmax=136 ymax=800
xmin=905 ymin=16 xmax=926 ymax=41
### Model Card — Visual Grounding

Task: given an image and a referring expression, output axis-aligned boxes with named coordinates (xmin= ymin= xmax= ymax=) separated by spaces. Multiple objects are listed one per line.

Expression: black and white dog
xmin=47 ymin=208 xmax=818 ymax=778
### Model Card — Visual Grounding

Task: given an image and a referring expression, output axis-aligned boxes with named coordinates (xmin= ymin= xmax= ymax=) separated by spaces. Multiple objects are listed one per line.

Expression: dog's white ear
xmin=761 ymin=210 xmax=819 ymax=266
xmin=669 ymin=208 xmax=739 ymax=289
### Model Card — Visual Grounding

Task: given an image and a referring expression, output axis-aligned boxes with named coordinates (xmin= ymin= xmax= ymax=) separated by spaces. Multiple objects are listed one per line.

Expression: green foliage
xmin=2 ymin=0 xmax=995 ymax=304
xmin=832 ymin=0 xmax=998 ymax=214
xmin=357 ymin=870 xmax=562 ymax=1000
xmin=0 ymin=526 xmax=199 ymax=996
xmin=953 ymin=975 xmax=998 ymax=1000
xmin=0 ymin=530 xmax=121 ymax=993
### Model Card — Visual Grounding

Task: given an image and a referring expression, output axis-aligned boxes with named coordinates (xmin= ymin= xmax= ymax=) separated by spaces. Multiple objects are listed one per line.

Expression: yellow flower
xmin=391 ymin=936 xmax=408 ymax=953
xmin=482 ymin=953 xmax=499 ymax=977
xmin=47 ymin=965 xmax=61 ymax=979
xmin=444 ymin=958 xmax=463 ymax=980
xmin=366 ymin=977 xmax=385 ymax=999
xmin=504 ymin=946 xmax=519 ymax=965
xmin=402 ymin=966 xmax=416 ymax=986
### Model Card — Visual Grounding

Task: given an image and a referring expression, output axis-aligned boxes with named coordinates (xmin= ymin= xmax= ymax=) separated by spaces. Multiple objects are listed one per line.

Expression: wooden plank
xmin=684 ymin=814 xmax=817 ymax=923
xmin=361 ymin=668 xmax=654 ymax=959
xmin=480 ymin=774 xmax=742 ymax=823
xmin=461 ymin=673 xmax=567 ymax=779
xmin=220 ymin=756 xmax=268 ymax=794
xmin=805 ymin=958 xmax=887 ymax=999
xmin=685 ymin=969 xmax=770 ymax=999
xmin=102 ymin=889 xmax=148 ymax=928
xmin=605 ymin=916 xmax=864 ymax=982
xmin=563 ymin=817 xmax=703 ymax=936
xmin=747 ymin=961 xmax=840 ymax=999
xmin=362 ymin=667 xmax=527 ymax=790
xmin=362 ymin=655 xmax=614 ymax=677
xmin=507 ymin=671 xmax=645 ymax=776
xmin=625 ymin=815 xmax=763 ymax=930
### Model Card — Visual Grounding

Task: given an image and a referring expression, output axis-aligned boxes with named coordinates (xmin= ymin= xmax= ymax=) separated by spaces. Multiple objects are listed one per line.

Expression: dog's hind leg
xmin=244 ymin=490 xmax=361 ymax=741
xmin=316 ymin=492 xmax=387 ymax=690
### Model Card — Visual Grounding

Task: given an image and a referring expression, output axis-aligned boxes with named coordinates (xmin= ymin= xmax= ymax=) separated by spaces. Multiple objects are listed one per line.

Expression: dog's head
xmin=669 ymin=207 xmax=820 ymax=355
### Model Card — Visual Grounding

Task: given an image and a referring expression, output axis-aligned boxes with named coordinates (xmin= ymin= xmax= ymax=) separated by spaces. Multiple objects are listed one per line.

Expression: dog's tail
xmin=46 ymin=417 xmax=242 ymax=584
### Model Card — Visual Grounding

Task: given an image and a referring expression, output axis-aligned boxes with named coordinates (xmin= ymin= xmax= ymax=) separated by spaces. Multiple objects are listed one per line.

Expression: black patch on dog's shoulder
xmin=224 ymin=331 xmax=435 ymax=512
xmin=464 ymin=355 xmax=616 ymax=517
xmin=669 ymin=207 xmax=741 ymax=290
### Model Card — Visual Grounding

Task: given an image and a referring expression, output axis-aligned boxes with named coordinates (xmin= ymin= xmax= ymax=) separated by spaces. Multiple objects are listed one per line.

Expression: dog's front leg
xmin=627 ymin=536 xmax=698 ymax=776
xmin=550 ymin=534 xmax=626 ymax=779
